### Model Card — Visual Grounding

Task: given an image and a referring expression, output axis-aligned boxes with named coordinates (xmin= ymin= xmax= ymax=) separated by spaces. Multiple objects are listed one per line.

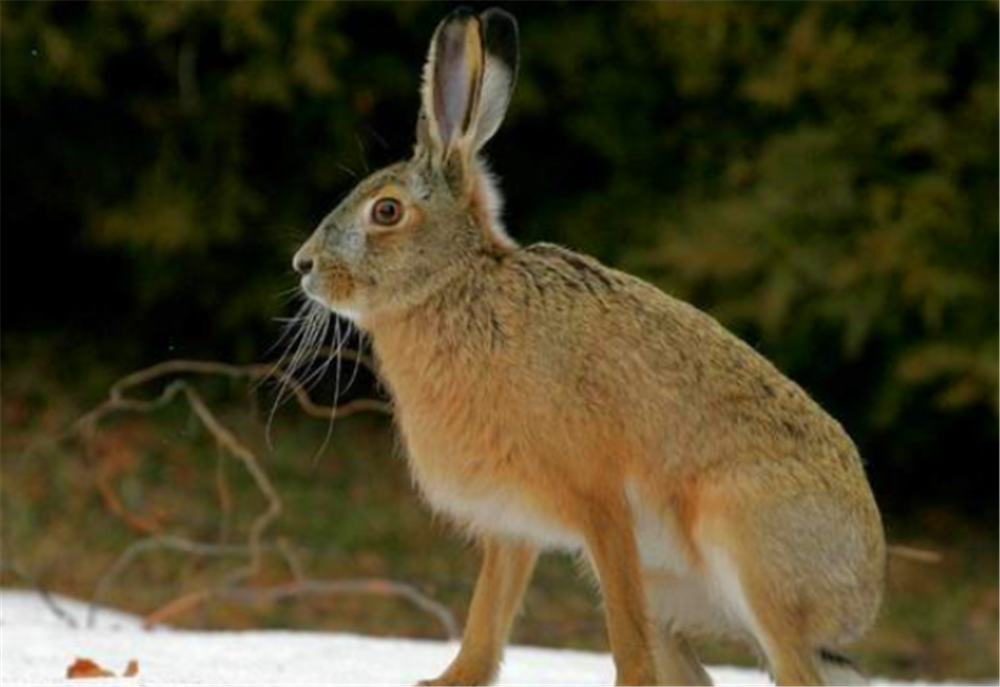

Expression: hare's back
xmin=505 ymin=243 xmax=857 ymax=468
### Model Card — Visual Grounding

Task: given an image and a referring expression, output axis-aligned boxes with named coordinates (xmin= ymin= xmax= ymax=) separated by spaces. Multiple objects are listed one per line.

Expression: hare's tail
xmin=817 ymin=649 xmax=868 ymax=685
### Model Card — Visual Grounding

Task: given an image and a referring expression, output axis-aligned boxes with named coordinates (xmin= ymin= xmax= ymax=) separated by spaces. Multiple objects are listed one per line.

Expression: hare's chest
xmin=421 ymin=475 xmax=580 ymax=550
xmin=399 ymin=414 xmax=579 ymax=550
xmin=377 ymin=338 xmax=576 ymax=545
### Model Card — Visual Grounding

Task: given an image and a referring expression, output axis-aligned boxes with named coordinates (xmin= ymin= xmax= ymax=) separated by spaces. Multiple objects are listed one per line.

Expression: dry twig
xmin=38 ymin=354 xmax=458 ymax=640
xmin=887 ymin=544 xmax=943 ymax=564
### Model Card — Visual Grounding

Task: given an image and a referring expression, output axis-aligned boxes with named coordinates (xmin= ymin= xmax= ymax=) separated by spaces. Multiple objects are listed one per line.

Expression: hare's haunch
xmin=293 ymin=8 xmax=885 ymax=686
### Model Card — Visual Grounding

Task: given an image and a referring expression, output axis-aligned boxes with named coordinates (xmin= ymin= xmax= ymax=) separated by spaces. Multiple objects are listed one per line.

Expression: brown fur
xmin=292 ymin=9 xmax=885 ymax=686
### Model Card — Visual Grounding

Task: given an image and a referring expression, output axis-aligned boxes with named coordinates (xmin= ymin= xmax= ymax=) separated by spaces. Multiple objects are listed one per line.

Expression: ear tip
xmin=432 ymin=6 xmax=477 ymax=44
xmin=480 ymin=7 xmax=516 ymax=21
xmin=442 ymin=6 xmax=477 ymax=25
xmin=479 ymin=7 xmax=519 ymax=35
xmin=439 ymin=7 xmax=518 ymax=42
xmin=479 ymin=7 xmax=519 ymax=74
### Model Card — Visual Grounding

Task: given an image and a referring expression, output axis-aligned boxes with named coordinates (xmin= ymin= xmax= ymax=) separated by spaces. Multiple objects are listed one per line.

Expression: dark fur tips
xmin=818 ymin=648 xmax=858 ymax=668
xmin=480 ymin=8 xmax=520 ymax=88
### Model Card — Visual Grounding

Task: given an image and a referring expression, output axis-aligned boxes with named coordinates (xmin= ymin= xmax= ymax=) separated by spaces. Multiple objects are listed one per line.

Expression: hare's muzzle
xmin=294 ymin=250 xmax=360 ymax=319
xmin=292 ymin=253 xmax=313 ymax=276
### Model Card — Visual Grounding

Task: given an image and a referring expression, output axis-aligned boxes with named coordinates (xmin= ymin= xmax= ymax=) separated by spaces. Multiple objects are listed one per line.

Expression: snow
xmin=0 ymin=590 xmax=937 ymax=686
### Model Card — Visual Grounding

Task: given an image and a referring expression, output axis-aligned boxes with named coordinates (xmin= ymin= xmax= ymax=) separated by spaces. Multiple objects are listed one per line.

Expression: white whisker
xmin=310 ymin=316 xmax=353 ymax=467
xmin=266 ymin=301 xmax=328 ymax=448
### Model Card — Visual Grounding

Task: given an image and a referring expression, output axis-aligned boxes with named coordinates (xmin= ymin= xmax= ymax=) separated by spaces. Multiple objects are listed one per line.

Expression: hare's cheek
xmin=320 ymin=264 xmax=358 ymax=303
xmin=339 ymin=231 xmax=366 ymax=262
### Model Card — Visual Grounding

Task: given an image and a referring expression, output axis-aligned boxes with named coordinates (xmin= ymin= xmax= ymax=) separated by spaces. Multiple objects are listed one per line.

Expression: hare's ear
xmin=417 ymin=8 xmax=484 ymax=165
xmin=470 ymin=8 xmax=519 ymax=151
xmin=416 ymin=8 xmax=519 ymax=169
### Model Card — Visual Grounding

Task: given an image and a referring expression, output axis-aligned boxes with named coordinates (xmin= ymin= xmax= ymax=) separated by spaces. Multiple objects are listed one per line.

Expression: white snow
xmin=0 ymin=590 xmax=935 ymax=686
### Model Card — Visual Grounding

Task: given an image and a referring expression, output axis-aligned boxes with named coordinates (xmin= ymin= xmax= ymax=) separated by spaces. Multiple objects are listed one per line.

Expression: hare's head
xmin=293 ymin=8 xmax=519 ymax=324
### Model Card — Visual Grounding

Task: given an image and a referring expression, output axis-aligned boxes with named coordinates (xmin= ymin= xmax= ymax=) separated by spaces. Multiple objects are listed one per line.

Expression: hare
xmin=292 ymin=8 xmax=885 ymax=686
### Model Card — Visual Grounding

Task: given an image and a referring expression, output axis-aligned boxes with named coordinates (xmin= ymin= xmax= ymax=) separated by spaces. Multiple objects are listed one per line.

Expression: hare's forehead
xmin=349 ymin=163 xmax=429 ymax=203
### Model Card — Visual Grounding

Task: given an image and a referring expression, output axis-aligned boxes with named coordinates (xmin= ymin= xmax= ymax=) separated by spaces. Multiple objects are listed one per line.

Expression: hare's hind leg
xmin=419 ymin=536 xmax=537 ymax=687
xmin=701 ymin=537 xmax=823 ymax=685
xmin=643 ymin=576 xmax=713 ymax=685
xmin=696 ymin=471 xmax=881 ymax=686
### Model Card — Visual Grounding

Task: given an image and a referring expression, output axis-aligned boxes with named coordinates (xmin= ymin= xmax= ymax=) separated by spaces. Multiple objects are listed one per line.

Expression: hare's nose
xmin=293 ymin=254 xmax=314 ymax=275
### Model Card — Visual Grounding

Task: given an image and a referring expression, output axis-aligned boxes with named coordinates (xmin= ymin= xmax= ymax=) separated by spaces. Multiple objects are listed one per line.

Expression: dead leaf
xmin=66 ymin=658 xmax=115 ymax=679
xmin=123 ymin=659 xmax=139 ymax=677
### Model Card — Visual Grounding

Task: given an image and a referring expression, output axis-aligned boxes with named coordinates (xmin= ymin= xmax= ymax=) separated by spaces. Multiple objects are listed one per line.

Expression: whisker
xmin=343 ymin=323 xmax=365 ymax=397
xmin=260 ymin=301 xmax=312 ymax=375
xmin=265 ymin=302 xmax=326 ymax=447
xmin=272 ymin=284 xmax=305 ymax=300
xmin=335 ymin=162 xmax=359 ymax=179
xmin=298 ymin=315 xmax=335 ymax=391
xmin=311 ymin=316 xmax=349 ymax=467
xmin=274 ymin=288 xmax=308 ymax=306
xmin=364 ymin=125 xmax=390 ymax=151
xmin=264 ymin=296 xmax=372 ymax=467
xmin=354 ymin=133 xmax=370 ymax=174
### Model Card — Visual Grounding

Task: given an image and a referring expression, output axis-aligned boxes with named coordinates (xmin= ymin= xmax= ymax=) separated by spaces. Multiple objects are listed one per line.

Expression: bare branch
xmin=887 ymin=544 xmax=943 ymax=564
xmin=144 ymin=578 xmax=459 ymax=640
xmin=62 ymin=352 xmax=455 ymax=644
xmin=88 ymin=535 xmax=276 ymax=627
xmin=0 ymin=552 xmax=79 ymax=629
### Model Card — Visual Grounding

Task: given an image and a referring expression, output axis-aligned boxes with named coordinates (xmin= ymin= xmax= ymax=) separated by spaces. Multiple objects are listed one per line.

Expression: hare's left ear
xmin=416 ymin=8 xmax=519 ymax=170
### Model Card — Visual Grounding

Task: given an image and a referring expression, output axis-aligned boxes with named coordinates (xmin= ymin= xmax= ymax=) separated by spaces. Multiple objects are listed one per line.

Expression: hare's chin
xmin=330 ymin=306 xmax=363 ymax=323
xmin=300 ymin=283 xmax=362 ymax=324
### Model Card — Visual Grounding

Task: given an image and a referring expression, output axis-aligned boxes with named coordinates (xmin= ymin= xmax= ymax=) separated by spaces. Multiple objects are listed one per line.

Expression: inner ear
xmin=417 ymin=8 xmax=486 ymax=165
xmin=433 ymin=16 xmax=484 ymax=146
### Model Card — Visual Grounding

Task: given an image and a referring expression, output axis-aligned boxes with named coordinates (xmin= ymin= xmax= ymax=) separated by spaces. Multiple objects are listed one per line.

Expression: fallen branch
xmin=0 ymin=551 xmax=79 ymax=629
xmin=887 ymin=544 xmax=943 ymax=564
xmin=61 ymin=353 xmax=456 ymax=642
xmin=88 ymin=535 xmax=285 ymax=627
xmin=143 ymin=578 xmax=459 ymax=640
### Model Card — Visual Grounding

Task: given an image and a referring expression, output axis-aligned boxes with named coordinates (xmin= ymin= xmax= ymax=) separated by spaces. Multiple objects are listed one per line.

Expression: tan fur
xmin=292 ymin=9 xmax=885 ymax=686
xmin=419 ymin=537 xmax=537 ymax=686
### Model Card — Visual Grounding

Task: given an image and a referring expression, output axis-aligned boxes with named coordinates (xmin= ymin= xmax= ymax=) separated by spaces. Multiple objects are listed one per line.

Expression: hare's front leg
xmin=580 ymin=497 xmax=660 ymax=686
xmin=419 ymin=536 xmax=537 ymax=687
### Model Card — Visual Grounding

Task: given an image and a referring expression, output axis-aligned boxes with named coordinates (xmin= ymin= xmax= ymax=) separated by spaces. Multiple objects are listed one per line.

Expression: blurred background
xmin=1 ymin=2 xmax=997 ymax=681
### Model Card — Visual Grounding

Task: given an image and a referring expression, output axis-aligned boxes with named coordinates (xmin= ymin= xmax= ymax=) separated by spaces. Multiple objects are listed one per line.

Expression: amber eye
xmin=371 ymin=197 xmax=403 ymax=227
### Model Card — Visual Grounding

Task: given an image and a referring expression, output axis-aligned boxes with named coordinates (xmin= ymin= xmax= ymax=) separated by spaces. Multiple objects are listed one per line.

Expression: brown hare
xmin=292 ymin=8 xmax=885 ymax=686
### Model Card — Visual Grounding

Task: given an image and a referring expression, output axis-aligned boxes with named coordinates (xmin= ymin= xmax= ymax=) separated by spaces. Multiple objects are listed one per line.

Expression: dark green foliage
xmin=2 ymin=2 xmax=996 ymax=512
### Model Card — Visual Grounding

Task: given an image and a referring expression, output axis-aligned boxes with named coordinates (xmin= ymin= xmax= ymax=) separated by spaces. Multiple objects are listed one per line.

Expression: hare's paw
xmin=417 ymin=666 xmax=494 ymax=687
xmin=417 ymin=676 xmax=489 ymax=687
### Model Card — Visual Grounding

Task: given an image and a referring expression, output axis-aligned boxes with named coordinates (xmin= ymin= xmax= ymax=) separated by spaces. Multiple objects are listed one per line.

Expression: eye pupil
xmin=373 ymin=198 xmax=402 ymax=226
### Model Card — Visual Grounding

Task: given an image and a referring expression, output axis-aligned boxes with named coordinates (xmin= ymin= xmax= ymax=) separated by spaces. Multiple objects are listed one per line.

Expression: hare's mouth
xmin=301 ymin=268 xmax=361 ymax=321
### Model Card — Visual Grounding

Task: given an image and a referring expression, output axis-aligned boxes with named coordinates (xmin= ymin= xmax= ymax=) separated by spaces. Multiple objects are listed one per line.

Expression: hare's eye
xmin=371 ymin=198 xmax=403 ymax=227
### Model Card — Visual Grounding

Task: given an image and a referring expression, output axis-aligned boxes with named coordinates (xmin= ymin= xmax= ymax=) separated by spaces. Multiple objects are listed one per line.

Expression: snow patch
xmin=0 ymin=590 xmax=943 ymax=685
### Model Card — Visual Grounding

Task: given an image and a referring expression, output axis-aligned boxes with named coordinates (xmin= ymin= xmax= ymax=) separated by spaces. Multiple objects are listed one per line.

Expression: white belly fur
xmin=626 ymin=482 xmax=750 ymax=639
xmin=421 ymin=479 xmax=582 ymax=550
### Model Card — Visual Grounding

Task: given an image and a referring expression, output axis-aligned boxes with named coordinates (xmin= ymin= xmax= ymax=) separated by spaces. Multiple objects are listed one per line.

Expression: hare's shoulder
xmin=507 ymin=242 xmax=626 ymax=296
xmin=505 ymin=242 xmax=710 ymax=325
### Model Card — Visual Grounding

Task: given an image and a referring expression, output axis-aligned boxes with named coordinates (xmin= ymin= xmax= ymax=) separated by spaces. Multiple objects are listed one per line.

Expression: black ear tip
xmin=480 ymin=7 xmax=517 ymax=24
xmin=443 ymin=6 xmax=477 ymax=23
xmin=480 ymin=7 xmax=519 ymax=68
xmin=480 ymin=7 xmax=519 ymax=37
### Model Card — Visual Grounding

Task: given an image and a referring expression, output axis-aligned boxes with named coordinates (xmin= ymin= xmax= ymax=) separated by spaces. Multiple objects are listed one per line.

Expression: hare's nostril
xmin=293 ymin=255 xmax=314 ymax=275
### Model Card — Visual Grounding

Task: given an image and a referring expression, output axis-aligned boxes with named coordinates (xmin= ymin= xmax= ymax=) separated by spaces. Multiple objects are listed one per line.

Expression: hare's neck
xmin=366 ymin=263 xmax=500 ymax=408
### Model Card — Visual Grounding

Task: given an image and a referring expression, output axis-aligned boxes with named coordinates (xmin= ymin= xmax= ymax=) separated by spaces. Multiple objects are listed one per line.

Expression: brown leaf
xmin=123 ymin=659 xmax=140 ymax=677
xmin=66 ymin=658 xmax=115 ymax=679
